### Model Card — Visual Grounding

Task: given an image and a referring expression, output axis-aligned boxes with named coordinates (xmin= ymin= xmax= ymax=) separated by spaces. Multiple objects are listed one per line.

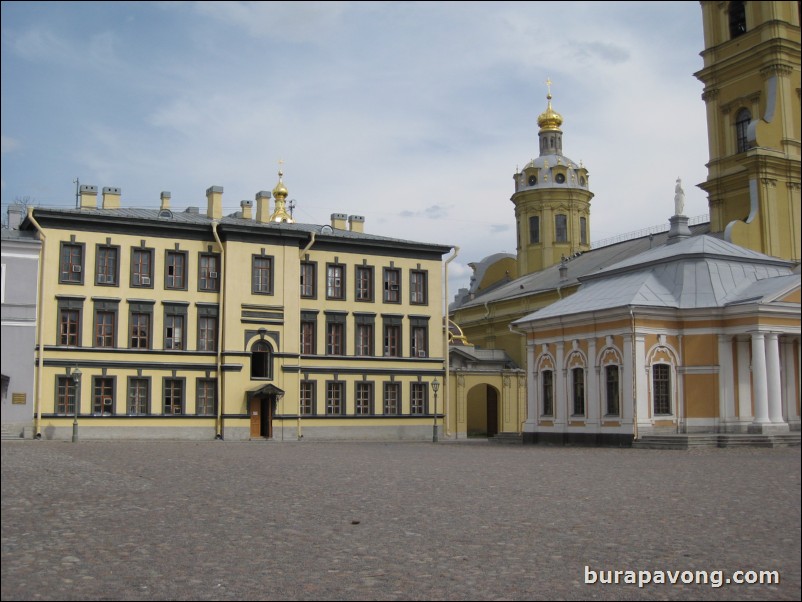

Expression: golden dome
xmin=537 ymin=92 xmax=563 ymax=131
xmin=273 ymin=170 xmax=288 ymax=200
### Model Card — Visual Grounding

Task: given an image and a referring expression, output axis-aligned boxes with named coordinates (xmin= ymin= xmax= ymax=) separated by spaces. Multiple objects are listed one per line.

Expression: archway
xmin=466 ymin=384 xmax=500 ymax=438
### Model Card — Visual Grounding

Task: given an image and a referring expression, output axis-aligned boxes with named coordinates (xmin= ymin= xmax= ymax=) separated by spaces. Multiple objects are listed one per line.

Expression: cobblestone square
xmin=2 ymin=440 xmax=799 ymax=601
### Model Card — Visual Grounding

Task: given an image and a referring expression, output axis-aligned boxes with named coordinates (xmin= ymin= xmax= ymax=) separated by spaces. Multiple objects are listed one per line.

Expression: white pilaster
xmin=622 ymin=334 xmax=634 ymax=427
xmin=524 ymin=343 xmax=537 ymax=431
xmin=555 ymin=341 xmax=565 ymax=427
xmin=718 ymin=334 xmax=735 ymax=429
xmin=587 ymin=338 xmax=599 ymax=428
xmin=634 ymin=335 xmax=650 ymax=430
xmin=751 ymin=332 xmax=770 ymax=424
xmin=736 ymin=338 xmax=753 ymax=423
xmin=766 ymin=333 xmax=784 ymax=424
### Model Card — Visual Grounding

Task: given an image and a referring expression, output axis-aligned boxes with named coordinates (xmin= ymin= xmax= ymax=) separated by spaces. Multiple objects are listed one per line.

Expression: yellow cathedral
xmin=447 ymin=0 xmax=800 ymax=445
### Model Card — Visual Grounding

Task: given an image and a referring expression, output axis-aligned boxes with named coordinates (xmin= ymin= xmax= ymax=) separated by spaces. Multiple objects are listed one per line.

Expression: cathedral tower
xmin=511 ymin=83 xmax=594 ymax=275
xmin=695 ymin=1 xmax=801 ymax=260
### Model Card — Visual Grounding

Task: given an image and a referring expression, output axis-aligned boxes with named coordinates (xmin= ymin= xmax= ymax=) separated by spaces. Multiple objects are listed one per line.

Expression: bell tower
xmin=511 ymin=81 xmax=593 ymax=275
xmin=695 ymin=1 xmax=801 ymax=261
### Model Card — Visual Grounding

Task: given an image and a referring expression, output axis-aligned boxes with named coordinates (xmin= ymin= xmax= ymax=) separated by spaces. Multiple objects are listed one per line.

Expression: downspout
xmin=509 ymin=322 xmax=527 ymax=434
xmin=443 ymin=246 xmax=459 ymax=438
xmin=27 ymin=208 xmax=46 ymax=439
xmin=211 ymin=222 xmax=225 ymax=440
xmin=297 ymin=232 xmax=316 ymax=440
xmin=630 ymin=306 xmax=638 ymax=441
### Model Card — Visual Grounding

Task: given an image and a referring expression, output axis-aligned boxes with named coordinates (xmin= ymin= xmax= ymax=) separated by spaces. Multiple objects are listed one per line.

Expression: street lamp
xmin=431 ymin=378 xmax=440 ymax=443
xmin=71 ymin=368 xmax=82 ymax=443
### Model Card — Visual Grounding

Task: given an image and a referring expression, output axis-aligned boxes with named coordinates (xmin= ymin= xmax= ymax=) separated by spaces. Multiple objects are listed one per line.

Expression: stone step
xmin=488 ymin=432 xmax=523 ymax=444
xmin=632 ymin=433 xmax=800 ymax=450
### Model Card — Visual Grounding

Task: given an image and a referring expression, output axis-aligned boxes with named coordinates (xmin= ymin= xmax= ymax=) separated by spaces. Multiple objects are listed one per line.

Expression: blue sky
xmin=1 ymin=1 xmax=710 ymax=296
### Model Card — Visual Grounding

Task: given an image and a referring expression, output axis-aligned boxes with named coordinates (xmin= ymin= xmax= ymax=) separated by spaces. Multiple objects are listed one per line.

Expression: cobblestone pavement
xmin=1 ymin=440 xmax=800 ymax=601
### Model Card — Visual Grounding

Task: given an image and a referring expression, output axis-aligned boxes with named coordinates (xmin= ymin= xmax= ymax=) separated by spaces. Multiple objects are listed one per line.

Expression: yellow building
xmin=695 ymin=0 xmax=801 ymax=260
xmin=448 ymin=1 xmax=801 ymax=443
xmin=22 ymin=175 xmax=452 ymax=440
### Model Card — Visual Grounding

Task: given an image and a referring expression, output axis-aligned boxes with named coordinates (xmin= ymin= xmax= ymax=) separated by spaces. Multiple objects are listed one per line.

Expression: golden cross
xmin=278 ymin=158 xmax=284 ymax=177
xmin=545 ymin=77 xmax=552 ymax=97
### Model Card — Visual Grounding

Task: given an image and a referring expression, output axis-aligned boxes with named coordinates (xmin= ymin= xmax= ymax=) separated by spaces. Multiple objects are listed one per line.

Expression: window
xmin=127 ymin=377 xmax=149 ymax=415
xmin=383 ymin=268 xmax=401 ymax=303
xmin=59 ymin=308 xmax=81 ymax=346
xmin=163 ymin=304 xmax=187 ymax=351
xmin=300 ymin=315 xmax=317 ymax=355
xmin=355 ymin=382 xmax=373 ymax=415
xmin=326 ymin=315 xmax=345 ymax=355
xmin=542 ymin=370 xmax=554 ymax=416
xmin=326 ymin=263 xmax=344 ymax=299
xmin=410 ymin=270 xmax=427 ymax=305
xmin=199 ymin=253 xmax=220 ymax=292
xmin=355 ymin=266 xmax=374 ymax=301
xmin=252 ymin=255 xmax=274 ymax=294
xmin=605 ymin=365 xmax=620 ymax=416
xmin=196 ymin=378 xmax=217 ymax=415
xmin=411 ymin=321 xmax=428 ymax=358
xmin=197 ymin=307 xmax=218 ymax=351
xmin=572 ymin=367 xmax=585 ymax=416
xmin=251 ymin=340 xmax=273 ymax=379
xmin=729 ymin=1 xmax=746 ymax=38
xmin=300 ymin=262 xmax=316 ymax=298
xmin=356 ymin=322 xmax=374 ymax=356
xmin=555 ymin=173 xmax=566 ymax=184
xmin=94 ymin=310 xmax=116 ymax=348
xmin=95 ymin=245 xmax=119 ymax=286
xmin=653 ymin=364 xmax=671 ymax=415
xmin=131 ymin=248 xmax=154 ymax=288
xmin=56 ymin=376 xmax=77 ymax=415
xmin=410 ymin=383 xmax=427 ymax=415
xmin=383 ymin=382 xmax=401 ymax=415
xmin=130 ymin=312 xmax=151 ymax=349
xmin=163 ymin=378 xmax=184 ymax=415
xmin=580 ymin=217 xmax=587 ymax=246
xmin=92 ymin=377 xmax=114 ymax=415
xmin=529 ymin=216 xmax=540 ymax=244
xmin=555 ymin=214 xmax=568 ymax=243
xmin=164 ymin=314 xmax=184 ymax=350
xmin=326 ymin=381 xmax=344 ymax=415
xmin=383 ymin=322 xmax=401 ymax=357
xmin=300 ymin=381 xmax=316 ymax=415
xmin=736 ymin=108 xmax=751 ymax=153
xmin=165 ymin=251 xmax=187 ymax=290
xmin=59 ymin=242 xmax=84 ymax=284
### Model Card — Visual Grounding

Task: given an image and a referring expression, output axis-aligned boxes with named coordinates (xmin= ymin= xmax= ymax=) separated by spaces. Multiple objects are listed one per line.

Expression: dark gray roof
xmin=22 ymin=207 xmax=452 ymax=254
xmin=1 ymin=227 xmax=40 ymax=242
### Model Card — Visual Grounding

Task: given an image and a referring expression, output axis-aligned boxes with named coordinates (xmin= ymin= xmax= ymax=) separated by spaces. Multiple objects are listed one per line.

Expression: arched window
xmin=571 ymin=367 xmax=585 ymax=416
xmin=555 ymin=214 xmax=568 ymax=243
xmin=541 ymin=370 xmax=554 ymax=416
xmin=605 ymin=365 xmax=620 ymax=416
xmin=251 ymin=340 xmax=273 ymax=379
xmin=652 ymin=364 xmax=671 ymax=415
xmin=580 ymin=217 xmax=587 ymax=245
xmin=729 ymin=1 xmax=747 ymax=39
xmin=735 ymin=108 xmax=751 ymax=153
xmin=529 ymin=215 xmax=540 ymax=244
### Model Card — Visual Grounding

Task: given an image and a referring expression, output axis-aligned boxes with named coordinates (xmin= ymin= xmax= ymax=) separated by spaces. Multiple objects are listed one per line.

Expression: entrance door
xmin=249 ymin=396 xmax=273 ymax=438
xmin=486 ymin=386 xmax=499 ymax=437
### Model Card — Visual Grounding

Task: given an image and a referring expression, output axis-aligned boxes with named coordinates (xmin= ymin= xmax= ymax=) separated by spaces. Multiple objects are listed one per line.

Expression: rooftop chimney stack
xmin=240 ymin=200 xmax=253 ymax=220
xmin=348 ymin=215 xmax=365 ymax=233
xmin=7 ymin=204 xmax=24 ymax=230
xmin=160 ymin=191 xmax=171 ymax=211
xmin=79 ymin=185 xmax=98 ymax=210
xmin=331 ymin=213 xmax=348 ymax=230
xmin=255 ymin=191 xmax=271 ymax=223
xmin=206 ymin=186 xmax=223 ymax=220
xmin=102 ymin=187 xmax=121 ymax=209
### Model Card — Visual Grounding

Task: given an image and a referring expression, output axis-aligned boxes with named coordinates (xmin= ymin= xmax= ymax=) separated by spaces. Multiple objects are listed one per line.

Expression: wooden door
xmin=250 ymin=398 xmax=261 ymax=438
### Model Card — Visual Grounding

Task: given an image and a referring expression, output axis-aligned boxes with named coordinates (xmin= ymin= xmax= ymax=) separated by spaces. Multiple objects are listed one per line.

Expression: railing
xmin=590 ymin=214 xmax=709 ymax=249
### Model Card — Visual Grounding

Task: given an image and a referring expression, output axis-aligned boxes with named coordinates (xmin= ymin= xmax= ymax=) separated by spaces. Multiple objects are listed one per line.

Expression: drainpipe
xmin=26 ymin=208 xmax=46 ymax=439
xmin=509 ymin=322 xmax=527 ymax=435
xmin=630 ymin=306 xmax=638 ymax=441
xmin=296 ymin=232 xmax=316 ymax=440
xmin=443 ymin=246 xmax=459 ymax=437
xmin=211 ymin=222 xmax=225 ymax=440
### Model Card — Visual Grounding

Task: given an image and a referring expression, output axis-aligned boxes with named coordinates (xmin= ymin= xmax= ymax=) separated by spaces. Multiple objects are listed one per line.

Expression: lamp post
xmin=431 ymin=378 xmax=440 ymax=443
xmin=71 ymin=368 xmax=82 ymax=443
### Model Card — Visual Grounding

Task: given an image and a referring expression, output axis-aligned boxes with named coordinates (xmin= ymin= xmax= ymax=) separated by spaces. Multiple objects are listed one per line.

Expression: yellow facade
xmin=696 ymin=0 xmax=801 ymax=261
xmin=24 ymin=184 xmax=452 ymax=440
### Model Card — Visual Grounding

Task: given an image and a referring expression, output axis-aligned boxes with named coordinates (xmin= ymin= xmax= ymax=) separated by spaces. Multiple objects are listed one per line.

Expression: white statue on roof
xmin=674 ymin=177 xmax=685 ymax=216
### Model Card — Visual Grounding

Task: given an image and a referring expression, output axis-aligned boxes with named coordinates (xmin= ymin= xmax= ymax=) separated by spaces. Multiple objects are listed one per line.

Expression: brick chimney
xmin=206 ymin=186 xmax=223 ymax=220
xmin=331 ymin=213 xmax=348 ymax=230
xmin=255 ymin=191 xmax=271 ymax=223
xmin=102 ymin=187 xmax=121 ymax=209
xmin=79 ymin=185 xmax=98 ymax=209
xmin=348 ymin=215 xmax=364 ymax=233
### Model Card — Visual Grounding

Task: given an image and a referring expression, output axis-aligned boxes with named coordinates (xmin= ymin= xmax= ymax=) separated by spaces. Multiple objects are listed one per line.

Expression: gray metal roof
xmin=513 ymin=234 xmax=799 ymax=325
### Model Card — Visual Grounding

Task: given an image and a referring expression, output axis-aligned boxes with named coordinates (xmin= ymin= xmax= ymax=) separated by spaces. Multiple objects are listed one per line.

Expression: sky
xmin=1 ymin=1 xmax=711 ymax=297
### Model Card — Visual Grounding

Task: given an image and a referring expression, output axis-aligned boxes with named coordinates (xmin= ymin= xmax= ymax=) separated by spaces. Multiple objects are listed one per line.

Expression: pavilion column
xmin=765 ymin=333 xmax=785 ymax=424
xmin=736 ymin=338 xmax=753 ymax=426
xmin=717 ymin=335 xmax=735 ymax=431
xmin=751 ymin=332 xmax=770 ymax=425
